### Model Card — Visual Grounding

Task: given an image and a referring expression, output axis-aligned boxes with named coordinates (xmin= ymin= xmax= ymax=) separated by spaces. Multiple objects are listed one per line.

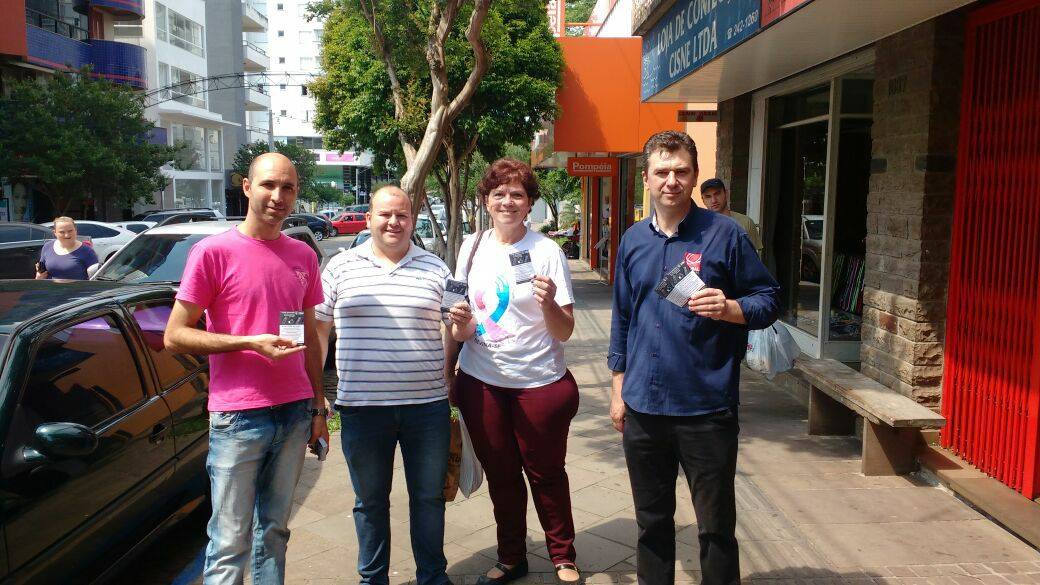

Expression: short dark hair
xmin=477 ymin=158 xmax=541 ymax=204
xmin=700 ymin=178 xmax=727 ymax=193
xmin=642 ymin=130 xmax=698 ymax=171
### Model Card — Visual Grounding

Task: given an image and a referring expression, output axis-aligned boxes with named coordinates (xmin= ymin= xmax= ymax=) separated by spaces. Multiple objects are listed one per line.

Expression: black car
xmin=0 ymin=281 xmax=209 ymax=582
xmin=291 ymin=213 xmax=334 ymax=241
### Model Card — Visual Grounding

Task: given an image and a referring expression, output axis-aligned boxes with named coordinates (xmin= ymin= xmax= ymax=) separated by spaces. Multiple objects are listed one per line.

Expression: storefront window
xmin=174 ymin=179 xmax=209 ymax=208
xmin=207 ymin=128 xmax=221 ymax=171
xmin=597 ymin=176 xmax=611 ymax=275
xmin=760 ymin=73 xmax=874 ymax=355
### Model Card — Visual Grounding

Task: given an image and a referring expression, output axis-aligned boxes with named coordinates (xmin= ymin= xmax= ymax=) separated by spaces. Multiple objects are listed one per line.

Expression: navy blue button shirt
xmin=608 ymin=205 xmax=780 ymax=416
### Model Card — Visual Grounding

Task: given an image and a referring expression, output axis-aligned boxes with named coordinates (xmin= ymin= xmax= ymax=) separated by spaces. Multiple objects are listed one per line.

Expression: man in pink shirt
xmin=165 ymin=152 xmax=329 ymax=585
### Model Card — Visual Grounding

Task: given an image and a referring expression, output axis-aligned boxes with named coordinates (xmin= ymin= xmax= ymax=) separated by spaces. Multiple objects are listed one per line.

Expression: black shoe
xmin=474 ymin=560 xmax=529 ymax=585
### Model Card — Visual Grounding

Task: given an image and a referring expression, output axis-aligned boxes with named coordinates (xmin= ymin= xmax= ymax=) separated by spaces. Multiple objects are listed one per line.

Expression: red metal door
xmin=941 ymin=0 xmax=1040 ymax=498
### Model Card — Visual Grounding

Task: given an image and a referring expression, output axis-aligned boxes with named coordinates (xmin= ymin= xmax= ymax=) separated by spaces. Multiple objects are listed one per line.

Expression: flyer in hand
xmin=441 ymin=278 xmax=469 ymax=320
xmin=509 ymin=250 xmax=535 ymax=284
xmin=654 ymin=261 xmax=706 ymax=307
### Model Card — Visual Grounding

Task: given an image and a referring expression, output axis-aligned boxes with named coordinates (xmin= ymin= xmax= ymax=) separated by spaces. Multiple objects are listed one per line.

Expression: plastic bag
xmin=745 ymin=323 xmax=800 ymax=379
xmin=444 ymin=410 xmax=484 ymax=501
xmin=457 ymin=414 xmax=483 ymax=498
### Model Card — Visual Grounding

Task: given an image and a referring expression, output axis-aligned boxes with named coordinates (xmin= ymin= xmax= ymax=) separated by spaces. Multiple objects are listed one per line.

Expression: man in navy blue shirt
xmin=609 ymin=131 xmax=779 ymax=585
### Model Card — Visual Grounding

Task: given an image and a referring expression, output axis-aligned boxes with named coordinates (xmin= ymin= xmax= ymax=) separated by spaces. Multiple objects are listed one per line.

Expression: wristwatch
xmin=310 ymin=407 xmax=329 ymax=418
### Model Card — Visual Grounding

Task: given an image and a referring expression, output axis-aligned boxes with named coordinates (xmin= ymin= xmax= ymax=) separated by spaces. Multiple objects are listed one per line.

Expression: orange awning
xmin=553 ymin=36 xmax=684 ymax=154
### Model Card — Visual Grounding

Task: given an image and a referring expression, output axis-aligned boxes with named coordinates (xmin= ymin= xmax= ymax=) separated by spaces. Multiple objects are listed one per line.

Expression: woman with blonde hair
xmin=35 ymin=216 xmax=99 ymax=280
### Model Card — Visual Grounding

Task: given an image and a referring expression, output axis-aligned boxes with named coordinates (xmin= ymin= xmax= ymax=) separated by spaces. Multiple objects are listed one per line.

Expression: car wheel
xmin=315 ymin=230 xmax=324 ymax=241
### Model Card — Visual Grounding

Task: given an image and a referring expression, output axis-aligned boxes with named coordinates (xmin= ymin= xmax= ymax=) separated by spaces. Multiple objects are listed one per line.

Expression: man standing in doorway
xmin=609 ymin=131 xmax=780 ymax=585
xmin=315 ymin=186 xmax=470 ymax=585
xmin=700 ymin=177 xmax=764 ymax=256
xmin=165 ymin=152 xmax=329 ymax=584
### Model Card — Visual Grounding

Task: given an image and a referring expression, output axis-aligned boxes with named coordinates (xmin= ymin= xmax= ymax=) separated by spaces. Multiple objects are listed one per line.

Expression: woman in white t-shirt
xmin=449 ymin=158 xmax=580 ymax=585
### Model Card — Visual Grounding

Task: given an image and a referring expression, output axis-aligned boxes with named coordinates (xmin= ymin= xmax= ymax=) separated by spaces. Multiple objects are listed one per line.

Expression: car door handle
xmin=148 ymin=423 xmax=169 ymax=445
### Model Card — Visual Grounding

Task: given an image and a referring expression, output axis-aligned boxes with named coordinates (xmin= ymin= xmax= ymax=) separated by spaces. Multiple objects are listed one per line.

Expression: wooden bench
xmin=794 ymin=358 xmax=946 ymax=476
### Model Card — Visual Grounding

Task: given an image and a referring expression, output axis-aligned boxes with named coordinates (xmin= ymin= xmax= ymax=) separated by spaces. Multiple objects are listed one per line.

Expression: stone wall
xmin=860 ymin=13 xmax=965 ymax=406
xmin=715 ymin=94 xmax=752 ymax=213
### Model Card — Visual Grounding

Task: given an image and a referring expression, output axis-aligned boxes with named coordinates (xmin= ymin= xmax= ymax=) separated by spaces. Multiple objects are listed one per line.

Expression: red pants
xmin=455 ymin=370 xmax=580 ymax=565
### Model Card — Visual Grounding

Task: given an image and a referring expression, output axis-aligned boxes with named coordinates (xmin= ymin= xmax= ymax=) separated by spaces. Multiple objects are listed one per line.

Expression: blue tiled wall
xmin=26 ymin=26 xmax=147 ymax=90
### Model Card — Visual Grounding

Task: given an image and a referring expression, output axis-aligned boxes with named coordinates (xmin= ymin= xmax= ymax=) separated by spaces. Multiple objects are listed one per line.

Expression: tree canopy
xmin=0 ymin=69 xmax=180 ymax=216
xmin=310 ymin=0 xmax=563 ymax=265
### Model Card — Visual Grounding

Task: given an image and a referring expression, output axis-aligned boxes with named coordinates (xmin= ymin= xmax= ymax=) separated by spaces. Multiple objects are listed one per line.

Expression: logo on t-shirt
xmin=294 ymin=268 xmax=309 ymax=287
xmin=685 ymin=252 xmax=702 ymax=272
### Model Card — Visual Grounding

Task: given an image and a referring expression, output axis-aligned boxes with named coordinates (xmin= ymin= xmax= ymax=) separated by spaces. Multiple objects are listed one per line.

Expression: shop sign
xmin=641 ymin=0 xmax=761 ymax=100
xmin=761 ymin=0 xmax=810 ymax=27
xmin=324 ymin=152 xmax=355 ymax=163
xmin=567 ymin=157 xmax=618 ymax=177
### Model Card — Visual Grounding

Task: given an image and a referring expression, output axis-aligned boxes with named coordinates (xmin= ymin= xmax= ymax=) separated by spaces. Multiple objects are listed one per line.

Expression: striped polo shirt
xmin=316 ymin=240 xmax=451 ymax=406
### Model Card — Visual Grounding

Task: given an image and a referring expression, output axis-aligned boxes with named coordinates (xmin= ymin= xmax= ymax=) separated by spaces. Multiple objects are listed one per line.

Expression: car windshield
xmin=416 ymin=219 xmax=434 ymax=238
xmin=94 ymin=233 xmax=211 ymax=283
xmin=804 ymin=219 xmax=824 ymax=240
xmin=350 ymin=232 xmax=372 ymax=248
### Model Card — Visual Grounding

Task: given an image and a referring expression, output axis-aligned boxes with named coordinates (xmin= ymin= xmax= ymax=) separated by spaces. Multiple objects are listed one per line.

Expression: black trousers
xmin=623 ymin=406 xmax=740 ymax=585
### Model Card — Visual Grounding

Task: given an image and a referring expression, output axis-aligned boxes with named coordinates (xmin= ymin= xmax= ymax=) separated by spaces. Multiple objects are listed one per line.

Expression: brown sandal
xmin=554 ymin=563 xmax=581 ymax=584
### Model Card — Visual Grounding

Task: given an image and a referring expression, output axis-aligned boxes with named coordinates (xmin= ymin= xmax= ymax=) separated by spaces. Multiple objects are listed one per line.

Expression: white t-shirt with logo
xmin=455 ymin=228 xmax=575 ymax=388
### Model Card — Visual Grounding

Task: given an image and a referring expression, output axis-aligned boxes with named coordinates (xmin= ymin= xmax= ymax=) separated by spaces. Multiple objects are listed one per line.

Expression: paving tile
xmin=801 ymin=522 xmax=1040 ymax=568
xmin=962 ymin=565 xmax=996 ymax=576
xmin=764 ymin=487 xmax=982 ymax=526
xmin=570 ymin=485 xmax=636 ymax=517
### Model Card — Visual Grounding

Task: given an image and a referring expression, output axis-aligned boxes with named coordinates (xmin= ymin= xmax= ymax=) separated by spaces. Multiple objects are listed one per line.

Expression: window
xmin=174 ymin=179 xmax=209 ymax=208
xmin=299 ymin=30 xmax=310 ymax=42
xmin=280 ymin=109 xmax=287 ymax=116
xmin=277 ymin=30 xmax=284 ymax=37
xmin=755 ymin=67 xmax=874 ymax=359
xmin=207 ymin=128 xmax=221 ymax=171
xmin=171 ymin=123 xmax=206 ymax=170
xmin=23 ymin=315 xmax=146 ymax=428
xmin=129 ymin=302 xmax=205 ymax=389
xmin=0 ymin=225 xmax=29 ymax=243
xmin=276 ymin=2 xmax=283 ymax=9
xmin=159 ymin=62 xmax=206 ymax=108
xmin=155 ymin=3 xmax=205 ymax=57
xmin=76 ymin=224 xmax=120 ymax=239
xmin=279 ymin=84 xmax=287 ymax=90
xmin=278 ymin=57 xmax=285 ymax=64
xmin=300 ymin=56 xmax=314 ymax=70
xmin=155 ymin=2 xmax=167 ymax=41
xmin=28 ymin=226 xmax=52 ymax=240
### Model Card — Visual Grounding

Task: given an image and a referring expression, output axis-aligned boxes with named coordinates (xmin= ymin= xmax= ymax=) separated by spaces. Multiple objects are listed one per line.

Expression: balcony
xmin=89 ymin=39 xmax=147 ymax=89
xmin=245 ymin=84 xmax=270 ymax=111
xmin=242 ymin=1 xmax=268 ymax=32
xmin=243 ymin=40 xmax=269 ymax=72
xmin=73 ymin=0 xmax=145 ymax=20
xmin=247 ymin=125 xmax=269 ymax=144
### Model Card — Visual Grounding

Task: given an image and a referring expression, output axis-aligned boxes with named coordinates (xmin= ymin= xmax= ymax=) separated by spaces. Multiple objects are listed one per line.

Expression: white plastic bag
xmin=745 ymin=323 xmax=800 ymax=379
xmin=457 ymin=414 xmax=484 ymax=498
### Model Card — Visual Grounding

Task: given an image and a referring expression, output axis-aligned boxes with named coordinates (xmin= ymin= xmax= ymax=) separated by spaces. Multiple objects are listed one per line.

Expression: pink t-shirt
xmin=177 ymin=228 xmax=324 ymax=411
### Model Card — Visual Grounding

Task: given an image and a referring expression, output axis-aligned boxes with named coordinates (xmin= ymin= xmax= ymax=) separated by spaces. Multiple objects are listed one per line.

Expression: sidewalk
xmin=282 ymin=262 xmax=1040 ymax=584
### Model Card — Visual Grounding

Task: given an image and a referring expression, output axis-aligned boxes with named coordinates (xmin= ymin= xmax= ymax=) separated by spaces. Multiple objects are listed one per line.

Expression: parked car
xmin=292 ymin=213 xmax=335 ymax=241
xmin=111 ymin=221 xmax=156 ymax=234
xmin=330 ymin=212 xmax=367 ymax=235
xmin=0 ymin=223 xmax=93 ymax=280
xmin=316 ymin=209 xmax=342 ymax=220
xmin=415 ymin=215 xmax=447 ymax=259
xmin=153 ymin=213 xmax=224 ymax=228
xmin=342 ymin=204 xmax=369 ymax=213
xmin=42 ymin=220 xmax=136 ymax=263
xmin=133 ymin=208 xmax=225 ymax=223
xmin=0 ymin=280 xmax=208 ymax=582
xmin=347 ymin=229 xmax=428 ymax=254
xmin=93 ymin=222 xmax=325 ymax=285
xmin=801 ymin=214 xmax=824 ymax=283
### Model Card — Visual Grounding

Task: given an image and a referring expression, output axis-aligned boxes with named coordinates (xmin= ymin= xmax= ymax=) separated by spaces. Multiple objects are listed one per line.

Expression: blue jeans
xmin=204 ymin=399 xmax=311 ymax=585
xmin=338 ymin=399 xmax=451 ymax=585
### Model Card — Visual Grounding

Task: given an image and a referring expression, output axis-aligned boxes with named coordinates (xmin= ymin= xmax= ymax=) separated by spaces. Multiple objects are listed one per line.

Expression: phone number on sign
xmin=726 ymin=10 xmax=759 ymax=40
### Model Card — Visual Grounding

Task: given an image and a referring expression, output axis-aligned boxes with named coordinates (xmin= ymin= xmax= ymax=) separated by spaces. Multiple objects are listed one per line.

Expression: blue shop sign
xmin=641 ymin=0 xmax=761 ymax=100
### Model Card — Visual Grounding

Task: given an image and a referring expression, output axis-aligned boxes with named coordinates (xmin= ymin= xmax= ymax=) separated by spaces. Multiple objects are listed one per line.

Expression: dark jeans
xmin=622 ymin=405 xmax=740 ymax=585
xmin=455 ymin=370 xmax=580 ymax=565
xmin=338 ymin=399 xmax=451 ymax=585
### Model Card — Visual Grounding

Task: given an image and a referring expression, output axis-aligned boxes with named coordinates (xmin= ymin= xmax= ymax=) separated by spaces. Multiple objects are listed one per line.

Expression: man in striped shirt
xmin=315 ymin=186 xmax=471 ymax=585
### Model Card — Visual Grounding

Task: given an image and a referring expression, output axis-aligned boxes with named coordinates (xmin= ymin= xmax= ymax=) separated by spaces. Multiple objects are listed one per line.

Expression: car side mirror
xmin=23 ymin=422 xmax=99 ymax=464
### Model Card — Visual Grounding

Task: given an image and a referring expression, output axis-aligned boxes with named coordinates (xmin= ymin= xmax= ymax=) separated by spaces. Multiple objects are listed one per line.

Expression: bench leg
xmin=808 ymin=386 xmax=856 ymax=435
xmin=862 ymin=422 xmax=920 ymax=476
